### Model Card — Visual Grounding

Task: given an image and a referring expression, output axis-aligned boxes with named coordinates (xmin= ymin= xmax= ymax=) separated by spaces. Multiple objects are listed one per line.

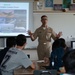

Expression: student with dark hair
xmin=0 ymin=37 xmax=16 ymax=75
xmin=49 ymin=39 xmax=65 ymax=71
xmin=63 ymin=50 xmax=75 ymax=73
xmin=47 ymin=38 xmax=73 ymax=71
xmin=59 ymin=38 xmax=72 ymax=52
xmin=0 ymin=37 xmax=16 ymax=64
xmin=6 ymin=37 xmax=16 ymax=48
xmin=59 ymin=38 xmax=66 ymax=48
xmin=0 ymin=34 xmax=35 ymax=75
xmin=44 ymin=38 xmax=72 ymax=72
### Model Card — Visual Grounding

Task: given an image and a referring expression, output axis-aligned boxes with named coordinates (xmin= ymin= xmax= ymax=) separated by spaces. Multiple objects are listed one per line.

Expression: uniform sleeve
xmin=20 ymin=53 xmax=32 ymax=68
xmin=33 ymin=29 xmax=38 ymax=40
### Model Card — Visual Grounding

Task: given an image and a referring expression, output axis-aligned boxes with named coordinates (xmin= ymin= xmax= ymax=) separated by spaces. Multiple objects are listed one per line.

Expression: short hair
xmin=59 ymin=38 xmax=66 ymax=48
xmin=63 ymin=50 xmax=75 ymax=73
xmin=41 ymin=15 xmax=47 ymax=20
xmin=52 ymin=38 xmax=66 ymax=50
xmin=16 ymin=34 xmax=26 ymax=46
xmin=52 ymin=39 xmax=61 ymax=50
xmin=6 ymin=37 xmax=16 ymax=48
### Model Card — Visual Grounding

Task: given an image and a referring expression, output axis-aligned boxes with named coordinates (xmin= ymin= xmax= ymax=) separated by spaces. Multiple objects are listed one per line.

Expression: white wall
xmin=33 ymin=13 xmax=75 ymax=47
xmin=34 ymin=13 xmax=75 ymax=38
xmin=23 ymin=50 xmax=38 ymax=60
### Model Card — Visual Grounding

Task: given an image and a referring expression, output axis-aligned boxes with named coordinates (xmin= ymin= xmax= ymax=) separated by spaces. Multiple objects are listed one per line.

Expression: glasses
xmin=41 ymin=19 xmax=48 ymax=20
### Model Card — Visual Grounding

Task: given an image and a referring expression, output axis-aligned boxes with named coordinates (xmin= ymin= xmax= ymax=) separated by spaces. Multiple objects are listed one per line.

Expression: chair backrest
xmin=34 ymin=70 xmax=57 ymax=75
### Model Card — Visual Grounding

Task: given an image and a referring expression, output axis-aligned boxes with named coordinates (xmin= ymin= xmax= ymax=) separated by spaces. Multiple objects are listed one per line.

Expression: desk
xmin=14 ymin=68 xmax=34 ymax=75
xmin=14 ymin=60 xmax=65 ymax=75
xmin=14 ymin=60 xmax=46 ymax=75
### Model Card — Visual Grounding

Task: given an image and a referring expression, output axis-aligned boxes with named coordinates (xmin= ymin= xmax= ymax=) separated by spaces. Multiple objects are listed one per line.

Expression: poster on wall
xmin=36 ymin=1 xmax=43 ymax=10
xmin=70 ymin=4 xmax=75 ymax=10
xmin=45 ymin=0 xmax=53 ymax=7
xmin=54 ymin=4 xmax=62 ymax=10
xmin=44 ymin=0 xmax=53 ymax=11
xmin=62 ymin=0 xmax=71 ymax=9
xmin=69 ymin=0 xmax=75 ymax=10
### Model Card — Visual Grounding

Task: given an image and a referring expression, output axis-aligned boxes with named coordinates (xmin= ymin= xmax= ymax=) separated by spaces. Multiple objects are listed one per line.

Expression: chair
xmin=34 ymin=70 xmax=57 ymax=75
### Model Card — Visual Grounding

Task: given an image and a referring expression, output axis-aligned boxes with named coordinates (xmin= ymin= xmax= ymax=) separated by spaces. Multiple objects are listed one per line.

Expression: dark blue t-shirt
xmin=49 ymin=47 xmax=64 ymax=71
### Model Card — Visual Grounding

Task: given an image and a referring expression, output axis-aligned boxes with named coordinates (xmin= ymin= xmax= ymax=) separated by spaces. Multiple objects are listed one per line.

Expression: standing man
xmin=28 ymin=15 xmax=62 ymax=60
xmin=0 ymin=34 xmax=35 ymax=75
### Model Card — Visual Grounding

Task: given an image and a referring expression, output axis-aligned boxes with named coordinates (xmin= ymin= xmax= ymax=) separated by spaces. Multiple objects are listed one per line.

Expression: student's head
xmin=16 ymin=34 xmax=26 ymax=48
xmin=63 ymin=50 xmax=75 ymax=73
xmin=41 ymin=15 xmax=48 ymax=25
xmin=52 ymin=38 xmax=66 ymax=50
xmin=59 ymin=38 xmax=66 ymax=48
xmin=6 ymin=37 xmax=16 ymax=48
xmin=52 ymin=39 xmax=61 ymax=50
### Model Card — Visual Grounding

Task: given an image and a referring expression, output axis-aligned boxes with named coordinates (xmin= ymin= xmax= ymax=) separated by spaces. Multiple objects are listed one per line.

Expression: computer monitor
xmin=71 ymin=41 xmax=75 ymax=49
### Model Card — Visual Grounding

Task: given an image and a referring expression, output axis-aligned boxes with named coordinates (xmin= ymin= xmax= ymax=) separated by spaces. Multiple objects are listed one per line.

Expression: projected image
xmin=0 ymin=2 xmax=30 ymax=36
xmin=0 ymin=10 xmax=26 ymax=32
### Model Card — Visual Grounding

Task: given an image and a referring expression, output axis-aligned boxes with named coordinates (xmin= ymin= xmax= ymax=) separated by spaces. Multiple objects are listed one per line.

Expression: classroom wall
xmin=25 ymin=12 xmax=75 ymax=48
xmin=33 ymin=13 xmax=75 ymax=47
xmin=0 ymin=0 xmax=75 ymax=60
xmin=0 ymin=0 xmax=75 ymax=49
xmin=24 ymin=12 xmax=75 ymax=60
xmin=34 ymin=13 xmax=75 ymax=38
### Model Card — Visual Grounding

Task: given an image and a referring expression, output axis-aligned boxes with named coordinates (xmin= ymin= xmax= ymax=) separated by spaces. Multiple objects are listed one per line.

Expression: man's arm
xmin=51 ymin=30 xmax=62 ymax=40
xmin=28 ymin=30 xmax=35 ymax=41
xmin=56 ymin=32 xmax=62 ymax=39
xmin=30 ymin=63 xmax=36 ymax=69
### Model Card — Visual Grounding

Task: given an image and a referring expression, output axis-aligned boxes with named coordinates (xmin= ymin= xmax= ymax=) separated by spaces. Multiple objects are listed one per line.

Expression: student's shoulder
xmin=10 ymin=47 xmax=27 ymax=56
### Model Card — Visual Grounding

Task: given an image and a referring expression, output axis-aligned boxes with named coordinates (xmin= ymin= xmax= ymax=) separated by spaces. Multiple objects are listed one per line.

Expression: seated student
xmin=0 ymin=37 xmax=16 ymax=65
xmin=0 ymin=34 xmax=35 ymax=75
xmin=63 ymin=50 xmax=75 ymax=73
xmin=49 ymin=39 xmax=65 ymax=71
xmin=44 ymin=38 xmax=66 ymax=65
xmin=58 ymin=38 xmax=72 ymax=52
xmin=0 ymin=37 xmax=16 ymax=75
xmin=44 ymin=38 xmax=72 ymax=71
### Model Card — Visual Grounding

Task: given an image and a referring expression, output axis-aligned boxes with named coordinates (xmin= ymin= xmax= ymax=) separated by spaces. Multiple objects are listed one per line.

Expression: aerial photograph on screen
xmin=0 ymin=10 xmax=27 ymax=32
